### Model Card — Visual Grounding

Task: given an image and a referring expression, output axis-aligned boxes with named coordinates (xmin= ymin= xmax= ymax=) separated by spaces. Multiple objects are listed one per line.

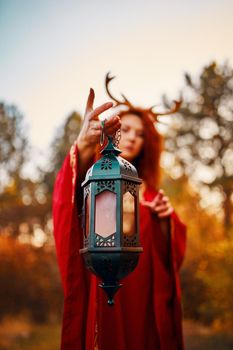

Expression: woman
xmin=53 ymin=84 xmax=186 ymax=350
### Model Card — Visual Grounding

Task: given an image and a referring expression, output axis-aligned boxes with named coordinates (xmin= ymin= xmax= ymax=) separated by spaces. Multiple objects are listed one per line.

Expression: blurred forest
xmin=0 ymin=61 xmax=233 ymax=349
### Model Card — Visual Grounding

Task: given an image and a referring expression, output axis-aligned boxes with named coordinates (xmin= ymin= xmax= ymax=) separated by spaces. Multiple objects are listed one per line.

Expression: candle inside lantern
xmin=95 ymin=190 xmax=116 ymax=237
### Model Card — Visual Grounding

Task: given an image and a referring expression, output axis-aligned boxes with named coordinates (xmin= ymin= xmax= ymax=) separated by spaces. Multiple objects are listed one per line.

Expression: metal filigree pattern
xmin=124 ymin=181 xmax=136 ymax=196
xmin=84 ymin=185 xmax=90 ymax=197
xmin=123 ymin=234 xmax=137 ymax=247
xmin=121 ymin=159 xmax=133 ymax=175
xmin=95 ymin=233 xmax=115 ymax=247
xmin=97 ymin=180 xmax=115 ymax=193
xmin=100 ymin=158 xmax=112 ymax=170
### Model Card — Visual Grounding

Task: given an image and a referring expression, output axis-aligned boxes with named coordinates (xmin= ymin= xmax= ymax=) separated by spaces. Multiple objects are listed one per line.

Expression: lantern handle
xmin=100 ymin=119 xmax=121 ymax=147
xmin=100 ymin=120 xmax=106 ymax=146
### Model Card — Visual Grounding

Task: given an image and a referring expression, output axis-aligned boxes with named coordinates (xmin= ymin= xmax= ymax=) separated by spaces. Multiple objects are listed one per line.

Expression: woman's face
xmin=118 ymin=113 xmax=144 ymax=162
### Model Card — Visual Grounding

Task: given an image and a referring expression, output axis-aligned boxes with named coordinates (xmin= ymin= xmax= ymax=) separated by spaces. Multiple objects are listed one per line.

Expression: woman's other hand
xmin=141 ymin=189 xmax=174 ymax=218
xmin=77 ymin=88 xmax=121 ymax=151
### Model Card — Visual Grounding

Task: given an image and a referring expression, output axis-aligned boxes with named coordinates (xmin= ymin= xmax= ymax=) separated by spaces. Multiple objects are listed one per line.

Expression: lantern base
xmin=99 ymin=282 xmax=122 ymax=306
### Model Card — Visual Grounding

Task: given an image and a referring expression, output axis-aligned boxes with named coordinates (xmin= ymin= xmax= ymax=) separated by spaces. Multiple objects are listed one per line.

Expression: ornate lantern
xmin=80 ymin=136 xmax=143 ymax=305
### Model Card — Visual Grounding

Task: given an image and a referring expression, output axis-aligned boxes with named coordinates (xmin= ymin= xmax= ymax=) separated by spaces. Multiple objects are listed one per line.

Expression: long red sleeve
xmin=53 ymin=145 xmax=96 ymax=349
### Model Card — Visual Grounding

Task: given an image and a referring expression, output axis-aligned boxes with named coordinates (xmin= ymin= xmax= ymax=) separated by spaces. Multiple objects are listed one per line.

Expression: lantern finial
xmin=101 ymin=136 xmax=121 ymax=156
xmin=99 ymin=282 xmax=122 ymax=306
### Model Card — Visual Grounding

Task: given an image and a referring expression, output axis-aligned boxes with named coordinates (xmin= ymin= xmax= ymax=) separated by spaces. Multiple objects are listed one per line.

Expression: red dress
xmin=53 ymin=144 xmax=186 ymax=350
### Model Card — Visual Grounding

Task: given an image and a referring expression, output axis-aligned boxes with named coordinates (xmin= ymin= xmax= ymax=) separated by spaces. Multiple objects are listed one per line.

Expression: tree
xmin=0 ymin=102 xmax=27 ymax=193
xmin=0 ymin=102 xmax=50 ymax=240
xmin=164 ymin=62 xmax=233 ymax=236
xmin=44 ymin=111 xmax=82 ymax=193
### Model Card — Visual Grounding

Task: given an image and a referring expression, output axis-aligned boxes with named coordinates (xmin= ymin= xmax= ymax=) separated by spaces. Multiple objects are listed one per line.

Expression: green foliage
xmin=181 ymin=239 xmax=233 ymax=327
xmin=195 ymin=240 xmax=233 ymax=325
xmin=162 ymin=62 xmax=233 ymax=323
xmin=0 ymin=102 xmax=27 ymax=192
xmin=0 ymin=103 xmax=39 ymax=237
xmin=52 ymin=111 xmax=82 ymax=171
xmin=163 ymin=174 xmax=233 ymax=327
xmin=0 ymin=107 xmax=82 ymax=240
xmin=44 ymin=111 xmax=82 ymax=192
xmin=164 ymin=62 xmax=233 ymax=234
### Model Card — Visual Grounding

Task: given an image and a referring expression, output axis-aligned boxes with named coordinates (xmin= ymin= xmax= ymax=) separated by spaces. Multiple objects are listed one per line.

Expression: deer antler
xmin=105 ymin=72 xmax=132 ymax=107
xmin=149 ymin=100 xmax=182 ymax=122
xmin=105 ymin=72 xmax=182 ymax=121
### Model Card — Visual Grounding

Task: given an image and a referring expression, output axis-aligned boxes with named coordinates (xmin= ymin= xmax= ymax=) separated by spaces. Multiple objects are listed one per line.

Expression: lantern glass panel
xmin=123 ymin=192 xmax=136 ymax=236
xmin=85 ymin=194 xmax=90 ymax=238
xmin=95 ymin=190 xmax=116 ymax=238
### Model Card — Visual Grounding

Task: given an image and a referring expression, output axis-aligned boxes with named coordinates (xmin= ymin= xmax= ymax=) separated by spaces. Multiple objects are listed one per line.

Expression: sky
xmin=1 ymin=0 xmax=233 ymax=157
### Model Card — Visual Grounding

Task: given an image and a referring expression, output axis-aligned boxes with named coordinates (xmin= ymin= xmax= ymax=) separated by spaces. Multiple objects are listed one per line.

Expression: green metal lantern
xmin=79 ymin=136 xmax=143 ymax=305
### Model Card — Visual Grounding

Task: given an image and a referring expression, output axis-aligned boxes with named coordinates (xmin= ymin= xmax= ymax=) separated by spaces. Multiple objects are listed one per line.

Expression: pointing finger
xmin=155 ymin=203 xmax=170 ymax=212
xmin=151 ymin=193 xmax=161 ymax=207
xmin=89 ymin=102 xmax=113 ymax=121
xmin=141 ymin=193 xmax=161 ymax=209
xmin=140 ymin=200 xmax=154 ymax=209
xmin=85 ymin=88 xmax=95 ymax=115
xmin=158 ymin=189 xmax=164 ymax=195
xmin=158 ymin=207 xmax=174 ymax=218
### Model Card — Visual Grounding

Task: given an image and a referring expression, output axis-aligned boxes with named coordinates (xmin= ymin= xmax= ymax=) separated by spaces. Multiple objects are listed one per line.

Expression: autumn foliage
xmin=0 ymin=236 xmax=62 ymax=323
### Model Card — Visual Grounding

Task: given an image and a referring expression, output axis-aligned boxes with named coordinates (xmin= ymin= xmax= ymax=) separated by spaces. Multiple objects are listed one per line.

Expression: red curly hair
xmin=119 ymin=109 xmax=163 ymax=191
xmin=95 ymin=109 xmax=163 ymax=191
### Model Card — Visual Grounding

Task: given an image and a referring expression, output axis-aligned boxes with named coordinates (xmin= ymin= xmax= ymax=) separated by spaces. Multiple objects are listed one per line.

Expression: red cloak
xmin=53 ymin=144 xmax=186 ymax=350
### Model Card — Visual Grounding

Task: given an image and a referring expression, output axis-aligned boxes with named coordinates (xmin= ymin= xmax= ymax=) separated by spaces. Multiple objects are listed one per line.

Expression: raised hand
xmin=77 ymin=88 xmax=121 ymax=151
xmin=140 ymin=189 xmax=174 ymax=218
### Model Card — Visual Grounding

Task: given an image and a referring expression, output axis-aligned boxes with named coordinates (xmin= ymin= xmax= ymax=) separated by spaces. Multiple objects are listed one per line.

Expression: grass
xmin=184 ymin=320 xmax=233 ymax=350
xmin=1 ymin=318 xmax=233 ymax=350
xmin=12 ymin=324 xmax=60 ymax=350
xmin=185 ymin=333 xmax=233 ymax=350
xmin=0 ymin=318 xmax=60 ymax=350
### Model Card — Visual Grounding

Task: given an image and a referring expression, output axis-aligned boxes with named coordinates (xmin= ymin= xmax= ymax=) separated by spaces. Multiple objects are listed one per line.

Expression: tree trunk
xmin=223 ymin=190 xmax=232 ymax=239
